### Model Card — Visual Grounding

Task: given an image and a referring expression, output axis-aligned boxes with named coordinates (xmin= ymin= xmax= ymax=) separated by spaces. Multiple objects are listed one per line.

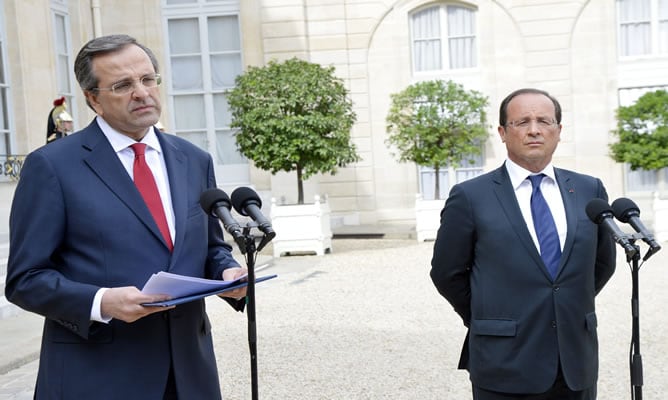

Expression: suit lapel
xmin=81 ymin=122 xmax=171 ymax=250
xmin=554 ymin=168 xmax=578 ymax=274
xmin=159 ymin=131 xmax=188 ymax=266
xmin=492 ymin=165 xmax=553 ymax=280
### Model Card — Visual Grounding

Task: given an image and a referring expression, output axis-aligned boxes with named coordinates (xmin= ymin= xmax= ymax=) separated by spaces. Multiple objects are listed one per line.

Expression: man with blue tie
xmin=430 ymin=88 xmax=616 ymax=399
xmin=5 ymin=34 xmax=247 ymax=399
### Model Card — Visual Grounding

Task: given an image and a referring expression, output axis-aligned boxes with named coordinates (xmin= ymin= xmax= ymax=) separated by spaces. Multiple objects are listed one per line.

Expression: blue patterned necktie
xmin=528 ymin=174 xmax=561 ymax=278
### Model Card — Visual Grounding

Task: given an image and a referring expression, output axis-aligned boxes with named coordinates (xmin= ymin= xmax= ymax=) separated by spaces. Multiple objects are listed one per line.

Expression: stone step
xmin=0 ymin=238 xmax=11 ymax=320
xmin=0 ymin=295 xmax=22 ymax=319
xmin=1 ymin=266 xmax=20 ymax=320
xmin=0 ymin=240 xmax=7 ymax=276
xmin=0 ymin=309 xmax=43 ymax=375
xmin=1 ymin=236 xmax=8 ymax=319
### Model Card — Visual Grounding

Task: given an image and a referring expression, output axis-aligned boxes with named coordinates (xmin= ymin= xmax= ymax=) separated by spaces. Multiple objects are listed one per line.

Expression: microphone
xmin=612 ymin=197 xmax=662 ymax=255
xmin=231 ymin=187 xmax=276 ymax=237
xmin=231 ymin=187 xmax=276 ymax=252
xmin=199 ymin=188 xmax=245 ymax=249
xmin=585 ymin=198 xmax=637 ymax=257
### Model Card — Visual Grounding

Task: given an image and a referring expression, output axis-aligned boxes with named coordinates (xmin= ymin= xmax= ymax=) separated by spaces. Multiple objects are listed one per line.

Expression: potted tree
xmin=385 ymin=79 xmax=489 ymax=241
xmin=610 ymin=89 xmax=668 ymax=242
xmin=227 ymin=57 xmax=360 ymax=256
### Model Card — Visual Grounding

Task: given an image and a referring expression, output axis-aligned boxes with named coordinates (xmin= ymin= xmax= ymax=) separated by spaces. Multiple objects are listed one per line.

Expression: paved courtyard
xmin=1 ymin=238 xmax=667 ymax=399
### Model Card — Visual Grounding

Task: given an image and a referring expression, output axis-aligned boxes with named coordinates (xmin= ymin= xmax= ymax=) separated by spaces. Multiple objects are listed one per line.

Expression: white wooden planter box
xmin=653 ymin=192 xmax=668 ymax=243
xmin=270 ymin=195 xmax=332 ymax=257
xmin=415 ymin=194 xmax=445 ymax=242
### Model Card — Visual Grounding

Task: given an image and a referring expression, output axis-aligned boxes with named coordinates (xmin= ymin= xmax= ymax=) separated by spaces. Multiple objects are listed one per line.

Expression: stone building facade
xmin=1 ymin=0 xmax=666 ymax=229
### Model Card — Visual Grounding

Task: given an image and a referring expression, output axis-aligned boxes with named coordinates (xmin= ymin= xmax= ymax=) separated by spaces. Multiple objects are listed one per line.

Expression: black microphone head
xmin=611 ymin=197 xmax=640 ymax=223
xmin=231 ymin=187 xmax=262 ymax=216
xmin=199 ymin=188 xmax=231 ymax=215
xmin=585 ymin=198 xmax=613 ymax=224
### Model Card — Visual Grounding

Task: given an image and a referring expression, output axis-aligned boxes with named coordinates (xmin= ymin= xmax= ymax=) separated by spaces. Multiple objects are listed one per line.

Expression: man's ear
xmin=497 ymin=125 xmax=506 ymax=143
xmin=84 ymin=91 xmax=103 ymax=115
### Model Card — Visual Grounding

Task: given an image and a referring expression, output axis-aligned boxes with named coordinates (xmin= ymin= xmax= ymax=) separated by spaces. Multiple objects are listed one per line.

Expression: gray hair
xmin=74 ymin=34 xmax=159 ymax=108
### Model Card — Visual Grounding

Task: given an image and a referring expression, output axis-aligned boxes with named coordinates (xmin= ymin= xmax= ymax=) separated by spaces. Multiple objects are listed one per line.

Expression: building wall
xmin=1 ymin=0 xmax=659 ymax=227
xmin=4 ymin=0 xmax=168 ymax=154
xmin=4 ymin=0 xmax=57 ymax=153
xmin=258 ymin=0 xmax=628 ymax=225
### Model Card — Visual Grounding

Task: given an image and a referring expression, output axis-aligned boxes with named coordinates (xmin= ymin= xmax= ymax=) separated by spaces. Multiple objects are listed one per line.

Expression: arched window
xmin=51 ymin=0 xmax=76 ymax=128
xmin=0 ymin=0 xmax=14 ymax=181
xmin=163 ymin=0 xmax=249 ymax=186
xmin=410 ymin=4 xmax=477 ymax=73
xmin=617 ymin=86 xmax=668 ymax=193
xmin=617 ymin=0 xmax=668 ymax=57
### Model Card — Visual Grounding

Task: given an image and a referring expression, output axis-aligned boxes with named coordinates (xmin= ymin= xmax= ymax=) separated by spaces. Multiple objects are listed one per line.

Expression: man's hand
xmin=101 ymin=286 xmax=174 ymax=323
xmin=219 ymin=267 xmax=248 ymax=299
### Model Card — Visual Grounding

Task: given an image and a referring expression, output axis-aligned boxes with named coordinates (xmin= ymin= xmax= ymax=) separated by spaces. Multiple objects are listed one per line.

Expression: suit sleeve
xmin=593 ymin=179 xmax=616 ymax=294
xmin=430 ymin=184 xmax=474 ymax=326
xmin=5 ymin=150 xmax=98 ymax=338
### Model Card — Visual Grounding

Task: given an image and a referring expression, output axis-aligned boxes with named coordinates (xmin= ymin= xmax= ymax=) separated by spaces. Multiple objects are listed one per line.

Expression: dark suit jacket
xmin=430 ymin=164 xmax=616 ymax=394
xmin=6 ymin=120 xmax=243 ymax=399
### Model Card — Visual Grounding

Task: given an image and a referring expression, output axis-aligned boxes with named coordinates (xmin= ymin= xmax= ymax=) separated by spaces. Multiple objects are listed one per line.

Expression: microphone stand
xmin=626 ymin=239 xmax=642 ymax=400
xmin=237 ymin=223 xmax=272 ymax=400
xmin=625 ymin=233 xmax=660 ymax=400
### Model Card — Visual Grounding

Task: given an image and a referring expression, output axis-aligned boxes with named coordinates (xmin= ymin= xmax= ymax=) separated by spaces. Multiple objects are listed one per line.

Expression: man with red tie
xmin=6 ymin=34 xmax=246 ymax=399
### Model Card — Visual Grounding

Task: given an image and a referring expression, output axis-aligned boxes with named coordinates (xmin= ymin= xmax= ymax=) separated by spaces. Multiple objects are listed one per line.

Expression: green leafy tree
xmin=227 ymin=57 xmax=360 ymax=204
xmin=610 ymin=89 xmax=668 ymax=173
xmin=385 ymin=80 xmax=489 ymax=200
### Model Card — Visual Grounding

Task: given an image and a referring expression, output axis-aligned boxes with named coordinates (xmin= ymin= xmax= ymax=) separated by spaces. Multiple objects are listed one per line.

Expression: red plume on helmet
xmin=47 ymin=96 xmax=71 ymax=143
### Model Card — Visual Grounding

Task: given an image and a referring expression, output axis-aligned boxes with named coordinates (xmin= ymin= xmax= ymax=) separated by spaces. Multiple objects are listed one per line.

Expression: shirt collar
xmin=504 ymin=158 xmax=556 ymax=190
xmin=96 ymin=116 xmax=162 ymax=154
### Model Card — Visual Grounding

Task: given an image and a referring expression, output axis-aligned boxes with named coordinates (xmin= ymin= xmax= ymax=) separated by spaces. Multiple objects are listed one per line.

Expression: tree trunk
xmin=434 ymin=165 xmax=441 ymax=200
xmin=297 ymin=166 xmax=304 ymax=204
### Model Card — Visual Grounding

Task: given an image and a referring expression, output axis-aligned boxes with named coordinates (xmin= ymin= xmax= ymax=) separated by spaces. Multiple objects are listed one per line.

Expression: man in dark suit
xmin=5 ymin=34 xmax=246 ymax=399
xmin=430 ymin=88 xmax=616 ymax=399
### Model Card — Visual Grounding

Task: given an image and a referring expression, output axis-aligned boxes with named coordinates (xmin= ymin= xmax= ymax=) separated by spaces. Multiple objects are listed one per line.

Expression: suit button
xmin=553 ymin=285 xmax=560 ymax=292
xmin=551 ymin=320 xmax=557 ymax=328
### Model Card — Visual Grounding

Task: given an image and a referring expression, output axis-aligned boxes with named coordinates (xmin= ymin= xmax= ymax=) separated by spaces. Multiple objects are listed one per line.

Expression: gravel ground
xmin=3 ymin=238 xmax=666 ymax=399
xmin=208 ymin=239 xmax=668 ymax=399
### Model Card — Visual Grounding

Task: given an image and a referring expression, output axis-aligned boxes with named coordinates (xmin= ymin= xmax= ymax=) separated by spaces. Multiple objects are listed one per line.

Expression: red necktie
xmin=130 ymin=143 xmax=173 ymax=252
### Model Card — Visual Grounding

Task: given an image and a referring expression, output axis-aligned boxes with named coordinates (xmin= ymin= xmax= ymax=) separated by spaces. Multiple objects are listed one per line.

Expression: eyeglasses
xmin=505 ymin=117 xmax=558 ymax=130
xmin=92 ymin=74 xmax=161 ymax=95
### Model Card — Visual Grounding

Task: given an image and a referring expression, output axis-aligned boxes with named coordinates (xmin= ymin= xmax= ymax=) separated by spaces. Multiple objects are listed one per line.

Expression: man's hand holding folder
xmin=141 ymin=271 xmax=277 ymax=307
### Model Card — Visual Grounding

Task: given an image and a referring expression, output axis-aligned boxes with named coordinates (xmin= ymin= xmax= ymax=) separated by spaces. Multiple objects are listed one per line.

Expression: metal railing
xmin=0 ymin=155 xmax=25 ymax=182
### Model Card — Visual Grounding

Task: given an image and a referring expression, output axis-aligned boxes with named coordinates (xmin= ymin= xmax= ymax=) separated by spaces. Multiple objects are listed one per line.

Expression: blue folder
xmin=142 ymin=274 xmax=277 ymax=307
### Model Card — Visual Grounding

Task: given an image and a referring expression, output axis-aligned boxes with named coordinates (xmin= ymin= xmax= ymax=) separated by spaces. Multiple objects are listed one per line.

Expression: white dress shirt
xmin=504 ymin=159 xmax=567 ymax=254
xmin=90 ymin=117 xmax=175 ymax=322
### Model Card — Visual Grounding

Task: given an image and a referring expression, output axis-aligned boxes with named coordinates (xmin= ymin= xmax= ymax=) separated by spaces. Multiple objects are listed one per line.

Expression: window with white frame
xmin=618 ymin=86 xmax=668 ymax=192
xmin=410 ymin=4 xmax=477 ymax=72
xmin=419 ymin=151 xmax=484 ymax=200
xmin=163 ymin=0 xmax=248 ymax=185
xmin=0 ymin=0 xmax=12 ymax=159
xmin=51 ymin=0 xmax=75 ymax=126
xmin=617 ymin=0 xmax=668 ymax=57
